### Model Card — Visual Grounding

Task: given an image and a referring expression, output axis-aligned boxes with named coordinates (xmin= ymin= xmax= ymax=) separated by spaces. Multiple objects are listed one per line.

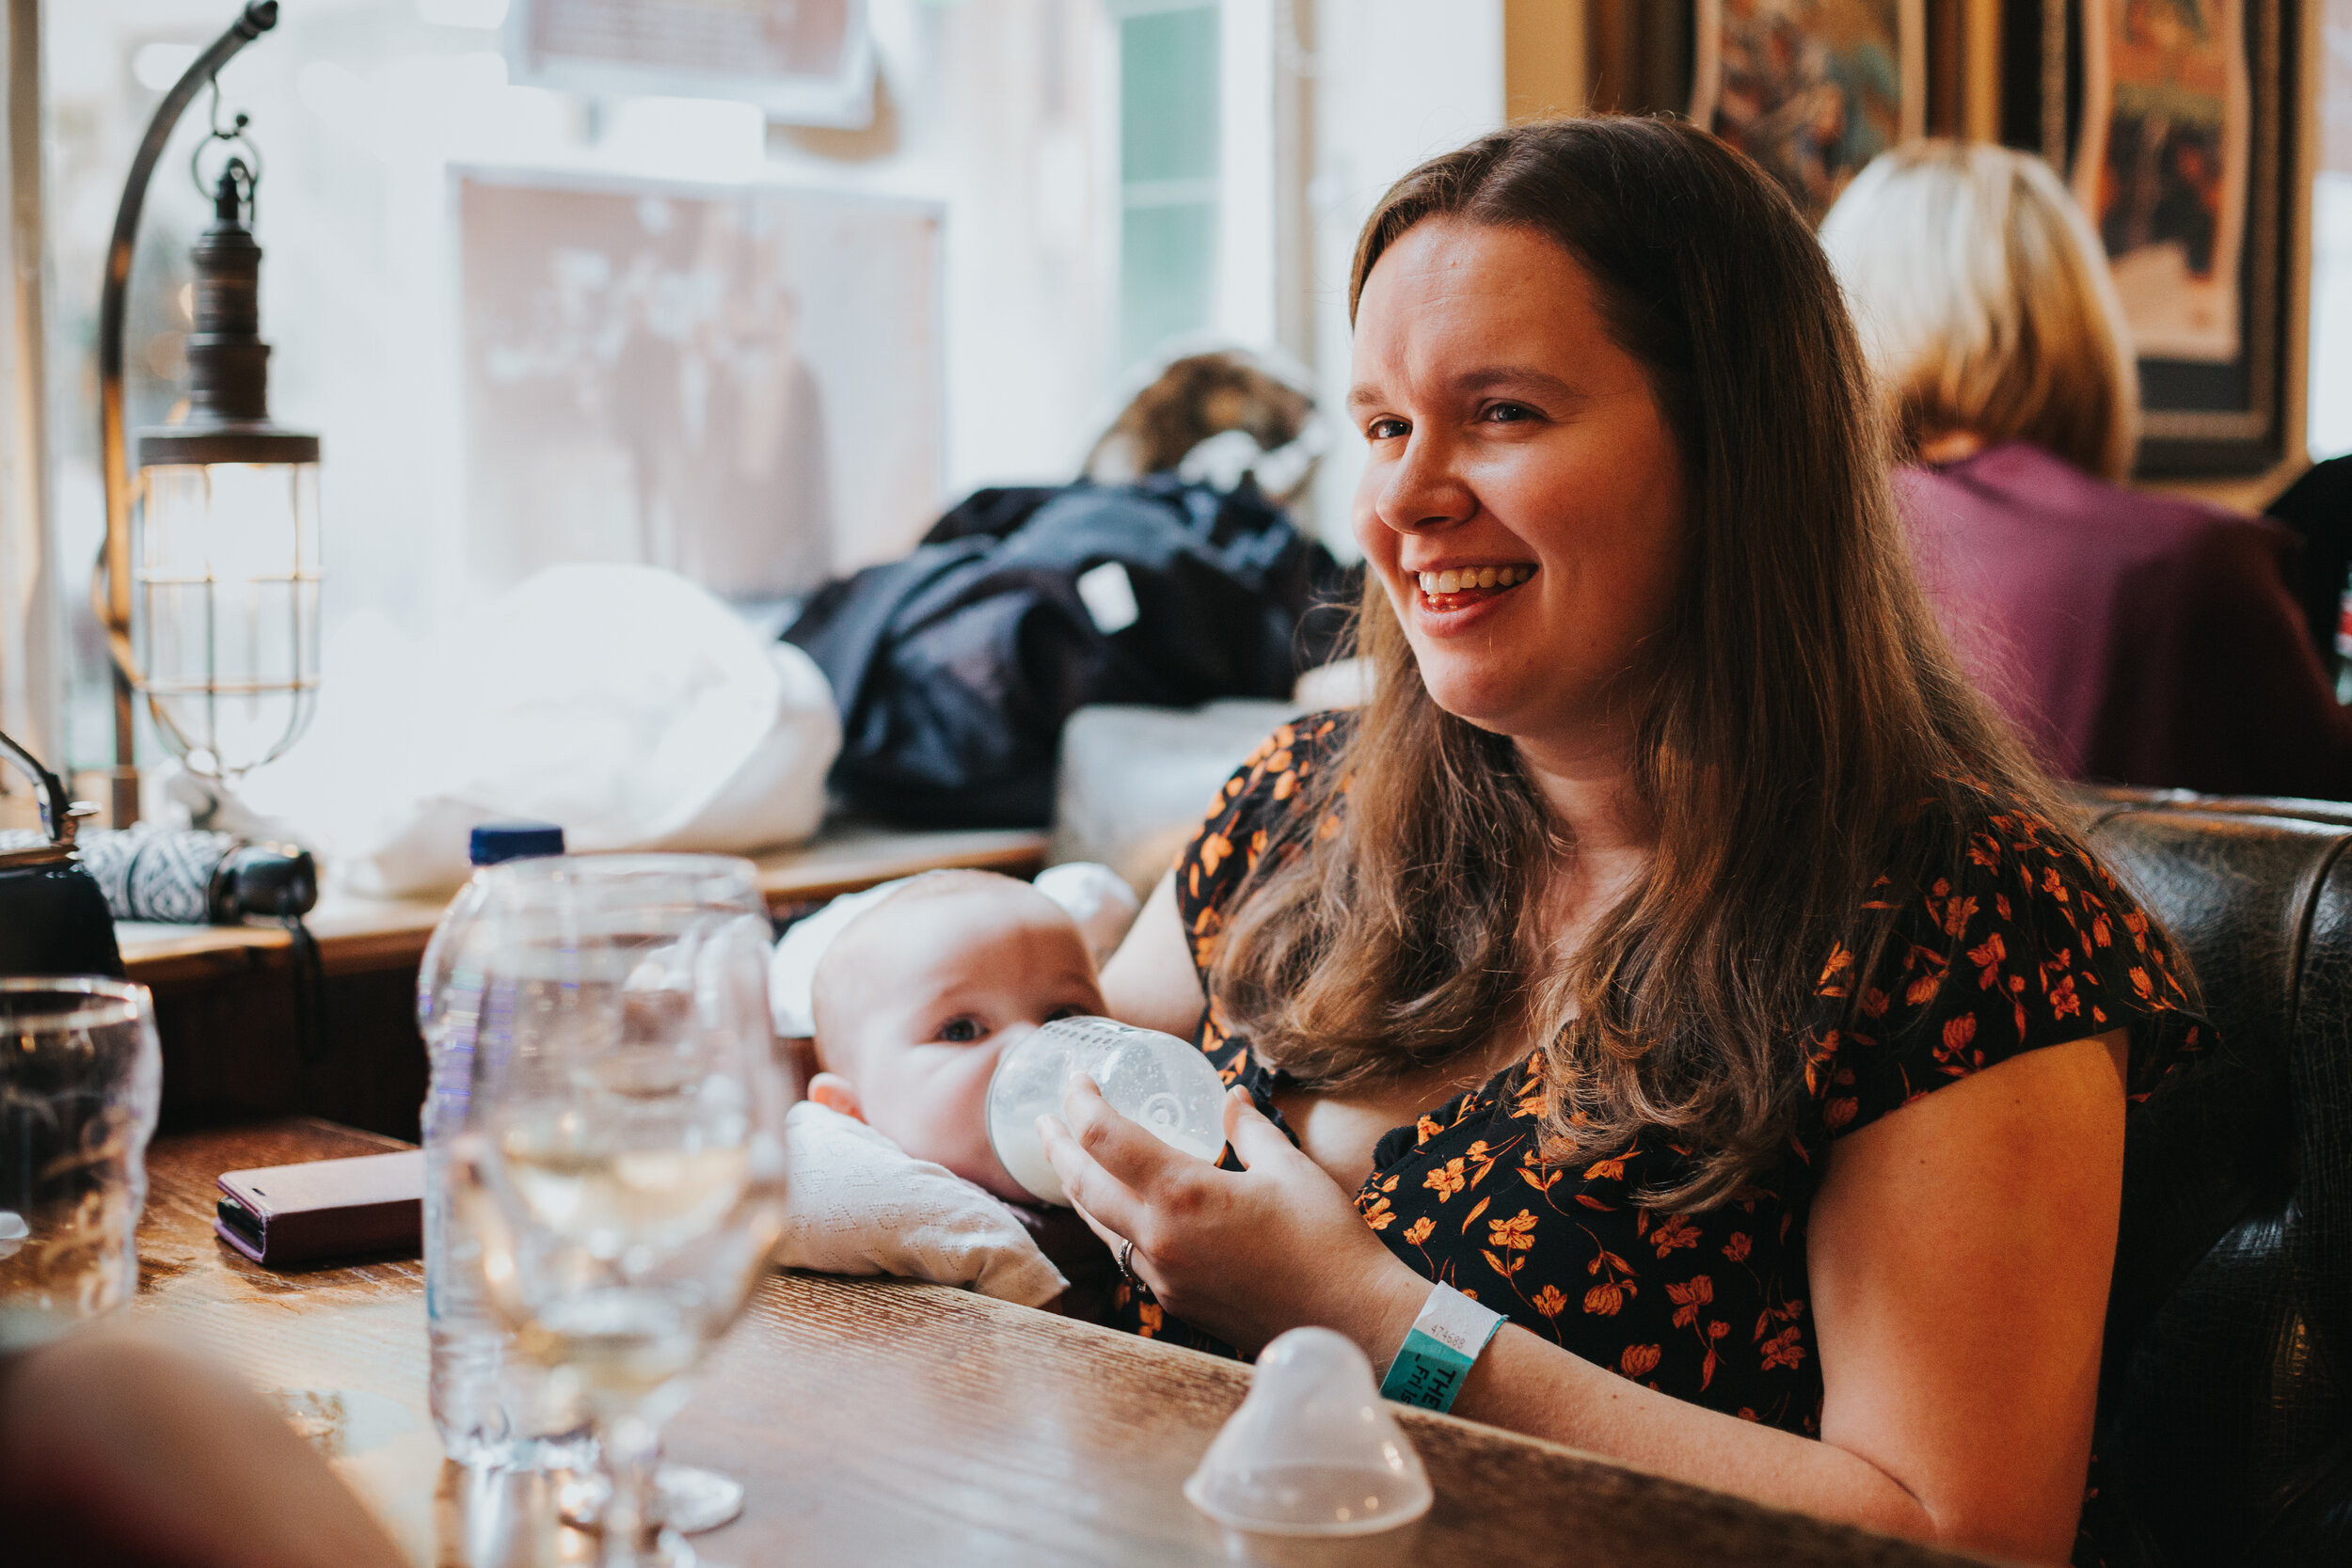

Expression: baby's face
xmin=824 ymin=888 xmax=1104 ymax=1201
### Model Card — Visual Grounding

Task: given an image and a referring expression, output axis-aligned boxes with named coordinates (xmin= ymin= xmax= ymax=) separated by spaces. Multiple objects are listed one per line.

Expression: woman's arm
xmin=0 ymin=1331 xmax=408 ymax=1568
xmin=1097 ymin=869 xmax=1206 ymax=1038
xmin=1041 ymin=1029 xmax=2129 ymax=1565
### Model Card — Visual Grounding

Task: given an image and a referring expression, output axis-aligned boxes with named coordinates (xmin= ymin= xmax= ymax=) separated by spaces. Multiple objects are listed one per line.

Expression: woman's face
xmin=1349 ymin=218 xmax=1689 ymax=757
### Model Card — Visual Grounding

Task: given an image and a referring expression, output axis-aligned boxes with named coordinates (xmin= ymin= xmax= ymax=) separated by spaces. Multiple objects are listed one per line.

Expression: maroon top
xmin=1900 ymin=441 xmax=2352 ymax=799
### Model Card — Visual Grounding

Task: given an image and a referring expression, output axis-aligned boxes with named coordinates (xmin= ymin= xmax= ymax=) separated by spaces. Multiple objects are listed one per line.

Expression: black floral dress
xmin=1109 ymin=713 xmax=2204 ymax=1558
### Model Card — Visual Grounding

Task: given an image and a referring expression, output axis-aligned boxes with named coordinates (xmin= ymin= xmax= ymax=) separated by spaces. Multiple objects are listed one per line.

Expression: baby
xmin=806 ymin=869 xmax=1106 ymax=1202
xmin=771 ymin=868 xmax=1134 ymax=1311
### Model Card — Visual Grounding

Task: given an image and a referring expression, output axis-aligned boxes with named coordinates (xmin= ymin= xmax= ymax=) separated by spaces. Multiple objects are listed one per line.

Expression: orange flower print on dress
xmin=2048 ymin=974 xmax=2081 ymax=1021
xmin=1666 ymin=1275 xmax=1715 ymax=1328
xmin=1533 ymin=1284 xmax=1568 ymax=1319
xmin=1651 ymin=1214 xmax=1699 ymax=1257
xmin=1724 ymin=1233 xmax=1752 ymax=1263
xmin=1423 ymin=1159 xmax=1468 ymax=1200
xmin=1940 ymin=1013 xmax=1978 ymax=1065
xmin=1620 ymin=1344 xmax=1662 ymax=1379
xmin=1403 ymin=1216 xmax=1435 ymax=1247
xmin=1760 ymin=1325 xmax=1805 ymax=1370
xmin=1584 ymin=1282 xmax=1625 ymax=1315
xmin=1197 ymin=833 xmax=1232 ymax=879
xmin=1488 ymin=1210 xmax=1539 ymax=1252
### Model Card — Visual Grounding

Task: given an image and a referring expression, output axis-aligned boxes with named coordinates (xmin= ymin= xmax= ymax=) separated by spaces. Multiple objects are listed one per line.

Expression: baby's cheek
xmin=874 ymin=1059 xmax=998 ymax=1172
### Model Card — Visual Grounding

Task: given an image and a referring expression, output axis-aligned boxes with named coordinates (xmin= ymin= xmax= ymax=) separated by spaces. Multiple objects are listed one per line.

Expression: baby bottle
xmin=986 ymin=1016 xmax=1229 ymax=1205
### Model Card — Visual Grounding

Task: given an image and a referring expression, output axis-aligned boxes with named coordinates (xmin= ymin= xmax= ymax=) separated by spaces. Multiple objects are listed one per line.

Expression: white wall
xmin=1304 ymin=0 xmax=1504 ymax=554
xmin=2313 ymin=171 xmax=2352 ymax=459
xmin=0 ymin=0 xmax=56 ymax=768
xmin=2311 ymin=2 xmax=2352 ymax=460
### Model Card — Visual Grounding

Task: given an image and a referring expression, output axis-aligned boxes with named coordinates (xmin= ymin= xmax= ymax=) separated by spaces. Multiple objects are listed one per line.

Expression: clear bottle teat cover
xmin=1184 ymin=1326 xmax=1433 ymax=1537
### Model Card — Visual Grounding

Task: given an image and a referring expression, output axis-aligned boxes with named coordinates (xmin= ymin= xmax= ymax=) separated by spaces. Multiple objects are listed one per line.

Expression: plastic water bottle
xmin=421 ymin=820 xmax=577 ymax=1468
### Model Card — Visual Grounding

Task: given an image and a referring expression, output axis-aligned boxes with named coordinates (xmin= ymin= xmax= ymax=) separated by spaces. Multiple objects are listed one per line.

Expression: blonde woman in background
xmin=1821 ymin=140 xmax=2352 ymax=800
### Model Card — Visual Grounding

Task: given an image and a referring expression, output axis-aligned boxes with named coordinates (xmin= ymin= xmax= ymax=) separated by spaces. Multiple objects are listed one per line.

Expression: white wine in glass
xmin=453 ymin=854 xmax=788 ymax=1568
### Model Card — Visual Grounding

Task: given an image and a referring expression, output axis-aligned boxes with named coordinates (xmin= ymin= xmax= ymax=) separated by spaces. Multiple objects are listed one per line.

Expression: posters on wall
xmin=1690 ymin=0 xmax=1926 ymax=223
xmin=505 ymin=0 xmax=876 ymax=128
xmin=457 ymin=174 xmax=942 ymax=606
xmin=2071 ymin=0 xmax=2250 ymax=364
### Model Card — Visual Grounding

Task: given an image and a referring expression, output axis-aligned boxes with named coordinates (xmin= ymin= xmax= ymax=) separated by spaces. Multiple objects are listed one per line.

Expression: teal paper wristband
xmin=1379 ymin=1284 xmax=1505 ymax=1413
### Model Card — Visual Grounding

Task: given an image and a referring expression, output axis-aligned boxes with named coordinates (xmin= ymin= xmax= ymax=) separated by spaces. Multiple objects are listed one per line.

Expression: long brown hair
xmin=1208 ymin=117 xmax=2067 ymax=1209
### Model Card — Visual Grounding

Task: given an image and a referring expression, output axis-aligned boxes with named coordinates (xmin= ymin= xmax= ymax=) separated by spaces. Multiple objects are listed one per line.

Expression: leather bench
xmin=2076 ymin=788 xmax=2352 ymax=1565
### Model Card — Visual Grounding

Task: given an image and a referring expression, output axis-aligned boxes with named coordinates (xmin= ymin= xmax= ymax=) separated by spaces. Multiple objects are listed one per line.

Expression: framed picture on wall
xmin=1690 ymin=0 xmax=1929 ymax=224
xmin=504 ymin=0 xmax=876 ymax=129
xmin=2018 ymin=0 xmax=2301 ymax=475
xmin=454 ymin=170 xmax=944 ymax=607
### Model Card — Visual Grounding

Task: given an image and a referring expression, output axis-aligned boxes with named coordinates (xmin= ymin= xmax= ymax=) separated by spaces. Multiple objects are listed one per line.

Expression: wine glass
xmin=451 ymin=854 xmax=789 ymax=1568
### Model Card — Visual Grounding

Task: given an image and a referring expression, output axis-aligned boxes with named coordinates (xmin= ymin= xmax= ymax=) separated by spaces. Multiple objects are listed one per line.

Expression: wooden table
xmin=114 ymin=826 xmax=1049 ymax=1141
xmin=135 ymin=1121 xmax=1984 ymax=1568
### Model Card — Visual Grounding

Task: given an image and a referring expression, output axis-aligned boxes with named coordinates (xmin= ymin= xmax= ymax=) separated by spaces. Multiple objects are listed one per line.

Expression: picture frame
xmin=453 ymin=167 xmax=945 ymax=606
xmin=502 ymin=0 xmax=876 ymax=130
xmin=2014 ymin=0 xmax=2302 ymax=476
xmin=1690 ymin=0 xmax=1929 ymax=225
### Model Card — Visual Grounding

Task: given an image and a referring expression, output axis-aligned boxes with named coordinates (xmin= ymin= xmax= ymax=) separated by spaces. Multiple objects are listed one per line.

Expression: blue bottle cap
xmin=469 ymin=820 xmax=565 ymax=866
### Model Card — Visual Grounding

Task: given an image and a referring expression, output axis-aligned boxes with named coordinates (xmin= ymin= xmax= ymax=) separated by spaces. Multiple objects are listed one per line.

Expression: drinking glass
xmin=425 ymin=869 xmax=745 ymax=1531
xmin=450 ymin=855 xmax=789 ymax=1568
xmin=0 ymin=977 xmax=163 ymax=1349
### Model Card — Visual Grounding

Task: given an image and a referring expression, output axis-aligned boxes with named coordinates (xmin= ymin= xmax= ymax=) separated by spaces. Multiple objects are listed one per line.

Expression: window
xmin=1114 ymin=0 xmax=1220 ymax=371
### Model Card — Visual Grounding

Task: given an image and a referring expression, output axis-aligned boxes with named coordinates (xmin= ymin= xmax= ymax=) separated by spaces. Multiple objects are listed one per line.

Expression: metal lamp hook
xmin=189 ymin=78 xmax=262 ymax=218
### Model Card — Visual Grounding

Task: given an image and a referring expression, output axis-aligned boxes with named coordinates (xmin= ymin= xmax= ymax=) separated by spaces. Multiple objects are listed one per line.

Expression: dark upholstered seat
xmin=2074 ymin=789 xmax=2352 ymax=1565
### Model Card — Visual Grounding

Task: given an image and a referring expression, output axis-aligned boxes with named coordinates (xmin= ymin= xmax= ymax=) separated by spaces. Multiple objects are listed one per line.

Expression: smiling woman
xmin=1047 ymin=117 xmax=2211 ymax=1568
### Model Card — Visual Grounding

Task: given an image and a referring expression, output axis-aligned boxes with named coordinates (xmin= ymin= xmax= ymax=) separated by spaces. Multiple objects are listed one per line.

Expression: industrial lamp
xmin=95 ymin=1 xmax=319 ymax=824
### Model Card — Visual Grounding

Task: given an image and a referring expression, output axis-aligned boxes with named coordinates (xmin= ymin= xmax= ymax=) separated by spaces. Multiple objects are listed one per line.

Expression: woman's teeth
xmin=1417 ymin=565 xmax=1534 ymax=594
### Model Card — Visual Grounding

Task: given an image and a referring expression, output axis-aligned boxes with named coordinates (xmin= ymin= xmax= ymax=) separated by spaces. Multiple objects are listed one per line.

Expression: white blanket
xmin=775 ymin=1101 xmax=1068 ymax=1307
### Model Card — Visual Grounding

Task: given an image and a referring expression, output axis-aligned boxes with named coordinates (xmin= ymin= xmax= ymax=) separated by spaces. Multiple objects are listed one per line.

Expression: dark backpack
xmin=784 ymin=476 xmax=1350 ymax=826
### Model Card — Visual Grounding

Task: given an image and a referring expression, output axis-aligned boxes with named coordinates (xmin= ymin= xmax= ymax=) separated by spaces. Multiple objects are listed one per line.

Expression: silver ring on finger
xmin=1117 ymin=1236 xmax=1136 ymax=1284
